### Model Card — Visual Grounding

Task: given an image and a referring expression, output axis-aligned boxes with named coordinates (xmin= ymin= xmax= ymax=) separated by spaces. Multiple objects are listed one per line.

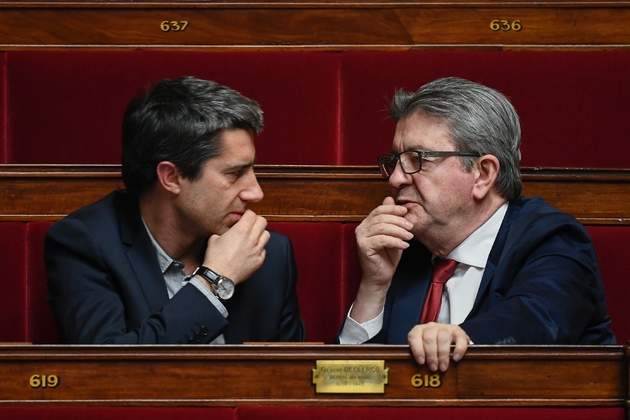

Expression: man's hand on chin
xmin=203 ymin=210 xmax=270 ymax=284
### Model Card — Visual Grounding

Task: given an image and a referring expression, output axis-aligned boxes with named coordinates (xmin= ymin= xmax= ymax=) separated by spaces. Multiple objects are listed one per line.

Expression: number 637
xmin=161 ymin=21 xmax=189 ymax=32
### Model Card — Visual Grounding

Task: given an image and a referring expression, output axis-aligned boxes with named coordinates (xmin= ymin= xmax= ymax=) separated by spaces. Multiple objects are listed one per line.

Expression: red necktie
xmin=420 ymin=259 xmax=458 ymax=324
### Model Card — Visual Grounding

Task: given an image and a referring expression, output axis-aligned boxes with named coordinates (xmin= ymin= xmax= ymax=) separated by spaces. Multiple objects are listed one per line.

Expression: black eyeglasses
xmin=377 ymin=150 xmax=483 ymax=179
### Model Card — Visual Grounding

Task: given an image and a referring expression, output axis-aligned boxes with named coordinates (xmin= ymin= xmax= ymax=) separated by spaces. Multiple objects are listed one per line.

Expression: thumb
xmin=382 ymin=196 xmax=395 ymax=205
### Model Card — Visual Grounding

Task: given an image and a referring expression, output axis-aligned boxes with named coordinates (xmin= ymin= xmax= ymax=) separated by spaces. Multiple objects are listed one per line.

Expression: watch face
xmin=216 ymin=277 xmax=235 ymax=300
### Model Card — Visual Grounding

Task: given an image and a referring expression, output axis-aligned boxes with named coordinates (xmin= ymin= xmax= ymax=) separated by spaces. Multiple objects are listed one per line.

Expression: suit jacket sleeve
xmin=275 ymin=233 xmax=305 ymax=342
xmin=461 ymin=203 xmax=615 ymax=345
xmin=222 ymin=231 xmax=305 ymax=343
xmin=45 ymin=214 xmax=228 ymax=344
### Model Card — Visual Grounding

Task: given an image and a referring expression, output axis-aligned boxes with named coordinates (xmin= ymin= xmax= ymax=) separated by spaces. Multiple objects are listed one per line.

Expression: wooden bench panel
xmin=0 ymin=345 xmax=626 ymax=407
xmin=1 ymin=2 xmax=630 ymax=50
xmin=0 ymin=165 xmax=628 ymax=225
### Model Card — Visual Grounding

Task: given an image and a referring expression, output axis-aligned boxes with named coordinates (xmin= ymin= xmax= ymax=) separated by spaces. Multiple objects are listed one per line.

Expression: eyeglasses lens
xmin=400 ymin=152 xmax=421 ymax=174
xmin=378 ymin=156 xmax=393 ymax=178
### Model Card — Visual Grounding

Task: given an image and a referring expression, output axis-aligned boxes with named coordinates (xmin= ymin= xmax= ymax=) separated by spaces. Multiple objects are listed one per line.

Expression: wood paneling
xmin=0 ymin=344 xmax=626 ymax=406
xmin=1 ymin=1 xmax=630 ymax=50
xmin=0 ymin=165 xmax=629 ymax=224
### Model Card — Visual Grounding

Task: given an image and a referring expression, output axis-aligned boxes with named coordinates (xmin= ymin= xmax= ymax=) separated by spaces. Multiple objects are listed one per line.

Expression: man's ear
xmin=472 ymin=154 xmax=500 ymax=200
xmin=156 ymin=161 xmax=181 ymax=194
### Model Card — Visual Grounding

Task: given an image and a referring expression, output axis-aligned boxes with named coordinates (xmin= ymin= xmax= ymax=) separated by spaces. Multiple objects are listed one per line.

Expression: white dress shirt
xmin=339 ymin=203 xmax=508 ymax=344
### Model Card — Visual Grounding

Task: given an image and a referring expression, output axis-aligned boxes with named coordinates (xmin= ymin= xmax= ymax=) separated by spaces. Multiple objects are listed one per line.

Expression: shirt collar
xmin=447 ymin=202 xmax=508 ymax=269
xmin=141 ymin=217 xmax=176 ymax=275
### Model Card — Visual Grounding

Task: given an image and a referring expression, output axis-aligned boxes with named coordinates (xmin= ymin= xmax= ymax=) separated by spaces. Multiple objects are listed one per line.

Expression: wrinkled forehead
xmin=391 ymin=113 xmax=454 ymax=153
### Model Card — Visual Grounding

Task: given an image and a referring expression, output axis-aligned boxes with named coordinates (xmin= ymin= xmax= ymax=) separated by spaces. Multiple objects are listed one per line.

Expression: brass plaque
xmin=312 ymin=360 xmax=388 ymax=393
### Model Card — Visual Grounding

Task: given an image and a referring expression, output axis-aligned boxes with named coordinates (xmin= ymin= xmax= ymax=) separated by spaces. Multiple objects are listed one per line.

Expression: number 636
xmin=490 ymin=20 xmax=522 ymax=31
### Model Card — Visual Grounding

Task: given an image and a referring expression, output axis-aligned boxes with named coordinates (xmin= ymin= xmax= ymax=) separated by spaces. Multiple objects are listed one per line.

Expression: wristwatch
xmin=192 ymin=266 xmax=235 ymax=300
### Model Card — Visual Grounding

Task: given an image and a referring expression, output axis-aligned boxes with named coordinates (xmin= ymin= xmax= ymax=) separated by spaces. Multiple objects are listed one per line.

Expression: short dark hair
xmin=121 ymin=76 xmax=263 ymax=197
xmin=389 ymin=77 xmax=522 ymax=200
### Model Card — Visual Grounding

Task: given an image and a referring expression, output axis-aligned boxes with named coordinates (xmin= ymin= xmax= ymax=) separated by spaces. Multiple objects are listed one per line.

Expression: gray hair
xmin=389 ymin=77 xmax=522 ymax=200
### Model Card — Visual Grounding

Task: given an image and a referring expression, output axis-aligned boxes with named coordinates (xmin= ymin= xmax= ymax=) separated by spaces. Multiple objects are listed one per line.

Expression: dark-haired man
xmin=46 ymin=76 xmax=305 ymax=344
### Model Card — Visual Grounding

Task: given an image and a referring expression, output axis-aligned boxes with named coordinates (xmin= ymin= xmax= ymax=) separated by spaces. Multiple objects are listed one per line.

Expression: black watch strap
xmin=192 ymin=266 xmax=235 ymax=300
xmin=193 ymin=265 xmax=220 ymax=283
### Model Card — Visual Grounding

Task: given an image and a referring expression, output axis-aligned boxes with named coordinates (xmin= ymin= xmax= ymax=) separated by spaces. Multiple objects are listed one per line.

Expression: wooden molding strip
xmin=0 ymin=344 xmax=626 ymax=406
xmin=4 ymin=1 xmax=630 ymax=7
xmin=2 ymin=3 xmax=630 ymax=49
xmin=0 ymin=165 xmax=629 ymax=224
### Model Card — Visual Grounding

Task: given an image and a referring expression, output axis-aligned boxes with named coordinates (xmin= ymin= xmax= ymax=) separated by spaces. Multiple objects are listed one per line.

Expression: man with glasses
xmin=45 ymin=76 xmax=304 ymax=344
xmin=339 ymin=77 xmax=615 ymax=371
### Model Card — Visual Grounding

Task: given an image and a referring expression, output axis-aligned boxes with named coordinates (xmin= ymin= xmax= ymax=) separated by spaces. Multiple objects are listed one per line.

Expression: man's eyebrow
xmin=390 ymin=147 xmax=424 ymax=154
xmin=224 ymin=160 xmax=255 ymax=172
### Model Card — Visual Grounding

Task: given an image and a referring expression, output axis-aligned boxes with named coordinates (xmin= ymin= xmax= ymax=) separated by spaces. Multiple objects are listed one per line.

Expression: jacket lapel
xmin=468 ymin=198 xmax=522 ymax=318
xmin=118 ymin=194 xmax=169 ymax=314
xmin=386 ymin=242 xmax=432 ymax=343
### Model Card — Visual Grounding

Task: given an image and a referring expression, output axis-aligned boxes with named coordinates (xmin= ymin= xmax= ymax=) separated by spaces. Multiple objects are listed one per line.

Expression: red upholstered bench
xmin=0 ymin=406 xmax=624 ymax=420
xmin=3 ymin=51 xmax=341 ymax=166
xmin=0 ymin=221 xmax=58 ymax=344
xmin=270 ymin=222 xmax=349 ymax=343
xmin=0 ymin=407 xmax=236 ymax=420
xmin=1 ymin=220 xmax=628 ymax=345
xmin=2 ymin=51 xmax=630 ymax=169
xmin=0 ymin=222 xmax=28 ymax=343
xmin=586 ymin=226 xmax=630 ymax=344
xmin=237 ymin=407 xmax=626 ymax=420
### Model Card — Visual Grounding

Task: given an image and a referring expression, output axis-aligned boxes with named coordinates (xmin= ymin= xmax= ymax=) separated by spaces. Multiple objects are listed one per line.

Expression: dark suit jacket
xmin=45 ymin=191 xmax=305 ymax=344
xmin=370 ymin=196 xmax=615 ymax=345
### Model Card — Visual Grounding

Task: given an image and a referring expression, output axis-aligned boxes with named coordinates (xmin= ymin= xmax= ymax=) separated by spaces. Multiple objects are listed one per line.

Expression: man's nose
xmin=388 ymin=160 xmax=413 ymax=189
xmin=241 ymin=172 xmax=264 ymax=203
